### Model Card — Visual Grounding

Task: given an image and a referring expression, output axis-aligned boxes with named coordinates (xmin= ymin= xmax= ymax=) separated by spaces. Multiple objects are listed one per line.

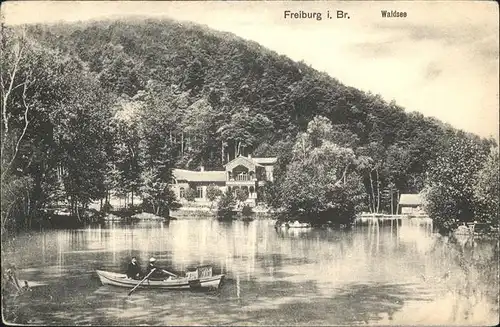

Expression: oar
xmin=128 ymin=268 xmax=155 ymax=296
xmin=160 ymin=269 xmax=178 ymax=278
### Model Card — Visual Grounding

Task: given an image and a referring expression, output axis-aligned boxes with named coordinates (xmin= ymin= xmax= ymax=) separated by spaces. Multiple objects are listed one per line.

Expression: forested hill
xmin=28 ymin=19 xmax=481 ymax=160
xmin=2 ymin=18 xmax=496 ymax=230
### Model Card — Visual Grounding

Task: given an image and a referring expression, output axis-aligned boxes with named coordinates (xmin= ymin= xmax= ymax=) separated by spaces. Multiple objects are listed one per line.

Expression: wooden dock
xmin=356 ymin=213 xmax=430 ymax=220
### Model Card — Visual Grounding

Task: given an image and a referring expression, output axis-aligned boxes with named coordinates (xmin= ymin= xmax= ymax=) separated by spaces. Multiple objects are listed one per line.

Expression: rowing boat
xmin=96 ymin=265 xmax=224 ymax=290
xmin=277 ymin=220 xmax=312 ymax=228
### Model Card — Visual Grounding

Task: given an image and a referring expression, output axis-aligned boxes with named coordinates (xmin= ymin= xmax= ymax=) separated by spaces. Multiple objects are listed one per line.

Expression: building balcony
xmin=227 ymin=179 xmax=256 ymax=186
xmin=229 ymin=176 xmax=257 ymax=182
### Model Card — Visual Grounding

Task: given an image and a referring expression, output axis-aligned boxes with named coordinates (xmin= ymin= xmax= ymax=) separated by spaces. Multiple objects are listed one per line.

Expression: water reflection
xmin=2 ymin=219 xmax=498 ymax=325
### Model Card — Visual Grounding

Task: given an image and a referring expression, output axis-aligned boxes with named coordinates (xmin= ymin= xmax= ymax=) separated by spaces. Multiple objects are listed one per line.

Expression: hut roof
xmin=173 ymin=169 xmax=226 ymax=182
xmin=252 ymin=157 xmax=277 ymax=165
xmin=399 ymin=194 xmax=423 ymax=206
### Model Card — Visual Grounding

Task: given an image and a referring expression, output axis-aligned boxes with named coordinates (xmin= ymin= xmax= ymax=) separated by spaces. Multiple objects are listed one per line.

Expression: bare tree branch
xmin=2 ymin=42 xmax=24 ymax=131
xmin=11 ymin=81 xmax=27 ymax=92
xmin=128 ymin=144 xmax=135 ymax=158
xmin=1 ymin=78 xmax=30 ymax=179
xmin=1 ymin=196 xmax=18 ymax=233
xmin=1 ymin=38 xmax=25 ymax=161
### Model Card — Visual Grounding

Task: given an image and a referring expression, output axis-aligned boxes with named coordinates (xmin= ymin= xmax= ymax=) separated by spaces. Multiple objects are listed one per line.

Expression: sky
xmin=2 ymin=1 xmax=499 ymax=140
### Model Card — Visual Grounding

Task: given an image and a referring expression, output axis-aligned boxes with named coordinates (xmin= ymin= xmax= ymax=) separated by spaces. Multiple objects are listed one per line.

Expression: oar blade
xmin=128 ymin=268 xmax=155 ymax=296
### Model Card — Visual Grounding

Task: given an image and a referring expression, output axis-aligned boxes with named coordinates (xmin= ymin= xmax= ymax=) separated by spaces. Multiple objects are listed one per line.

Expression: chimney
xmin=200 ymin=166 xmax=204 ymax=172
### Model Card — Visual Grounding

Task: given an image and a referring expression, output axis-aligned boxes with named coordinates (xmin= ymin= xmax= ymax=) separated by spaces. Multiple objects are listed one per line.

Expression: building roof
xmin=224 ymin=155 xmax=277 ymax=170
xmin=224 ymin=155 xmax=262 ymax=171
xmin=172 ymin=169 xmax=226 ymax=182
xmin=399 ymin=194 xmax=423 ymax=206
xmin=252 ymin=157 xmax=277 ymax=165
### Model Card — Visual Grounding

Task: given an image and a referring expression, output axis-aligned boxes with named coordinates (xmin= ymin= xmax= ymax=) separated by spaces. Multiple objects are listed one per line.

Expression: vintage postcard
xmin=1 ymin=1 xmax=498 ymax=326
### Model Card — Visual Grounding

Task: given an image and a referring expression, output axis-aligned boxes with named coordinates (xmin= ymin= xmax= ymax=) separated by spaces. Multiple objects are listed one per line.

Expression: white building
xmin=170 ymin=155 xmax=277 ymax=206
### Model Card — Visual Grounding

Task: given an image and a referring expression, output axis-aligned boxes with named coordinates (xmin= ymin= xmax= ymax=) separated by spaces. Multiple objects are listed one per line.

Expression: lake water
xmin=2 ymin=219 xmax=499 ymax=326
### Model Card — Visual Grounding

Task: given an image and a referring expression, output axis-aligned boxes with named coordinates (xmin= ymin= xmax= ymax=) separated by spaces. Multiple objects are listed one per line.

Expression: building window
xmin=179 ymin=187 xmax=185 ymax=198
xmin=196 ymin=186 xmax=203 ymax=198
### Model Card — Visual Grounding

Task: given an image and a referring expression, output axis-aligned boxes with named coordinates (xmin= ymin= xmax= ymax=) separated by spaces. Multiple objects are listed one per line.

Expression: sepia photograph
xmin=1 ymin=0 xmax=498 ymax=325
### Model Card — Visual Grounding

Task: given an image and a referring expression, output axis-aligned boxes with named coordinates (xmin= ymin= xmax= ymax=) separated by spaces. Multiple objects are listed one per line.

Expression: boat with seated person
xmin=96 ymin=265 xmax=224 ymax=290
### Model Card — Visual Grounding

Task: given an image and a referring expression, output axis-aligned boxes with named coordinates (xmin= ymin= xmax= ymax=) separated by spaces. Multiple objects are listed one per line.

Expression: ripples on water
xmin=2 ymin=219 xmax=498 ymax=325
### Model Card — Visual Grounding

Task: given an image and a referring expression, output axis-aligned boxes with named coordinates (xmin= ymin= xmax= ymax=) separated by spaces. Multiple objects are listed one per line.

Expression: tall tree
xmin=273 ymin=116 xmax=366 ymax=225
xmin=423 ymin=133 xmax=490 ymax=233
xmin=473 ymin=146 xmax=499 ymax=227
xmin=217 ymin=107 xmax=273 ymax=160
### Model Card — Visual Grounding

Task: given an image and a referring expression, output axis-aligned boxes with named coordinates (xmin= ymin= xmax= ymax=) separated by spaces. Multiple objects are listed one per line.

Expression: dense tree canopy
xmin=473 ymin=147 xmax=499 ymax=227
xmin=422 ymin=134 xmax=494 ymax=233
xmin=271 ymin=116 xmax=366 ymax=225
xmin=1 ymin=19 xmax=497 ymax=233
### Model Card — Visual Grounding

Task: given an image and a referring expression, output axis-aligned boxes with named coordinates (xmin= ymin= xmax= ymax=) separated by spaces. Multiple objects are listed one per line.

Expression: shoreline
xmin=170 ymin=209 xmax=275 ymax=220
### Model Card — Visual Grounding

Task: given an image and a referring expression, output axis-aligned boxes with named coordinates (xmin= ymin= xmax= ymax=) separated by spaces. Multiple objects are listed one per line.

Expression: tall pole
xmin=396 ymin=190 xmax=400 ymax=214
xmin=390 ymin=188 xmax=394 ymax=215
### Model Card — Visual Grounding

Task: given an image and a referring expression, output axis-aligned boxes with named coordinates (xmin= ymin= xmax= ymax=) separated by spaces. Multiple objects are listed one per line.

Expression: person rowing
xmin=145 ymin=257 xmax=178 ymax=280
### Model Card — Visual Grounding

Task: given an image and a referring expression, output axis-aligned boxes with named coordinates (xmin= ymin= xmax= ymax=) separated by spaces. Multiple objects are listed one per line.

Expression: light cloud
xmin=423 ymin=62 xmax=442 ymax=81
